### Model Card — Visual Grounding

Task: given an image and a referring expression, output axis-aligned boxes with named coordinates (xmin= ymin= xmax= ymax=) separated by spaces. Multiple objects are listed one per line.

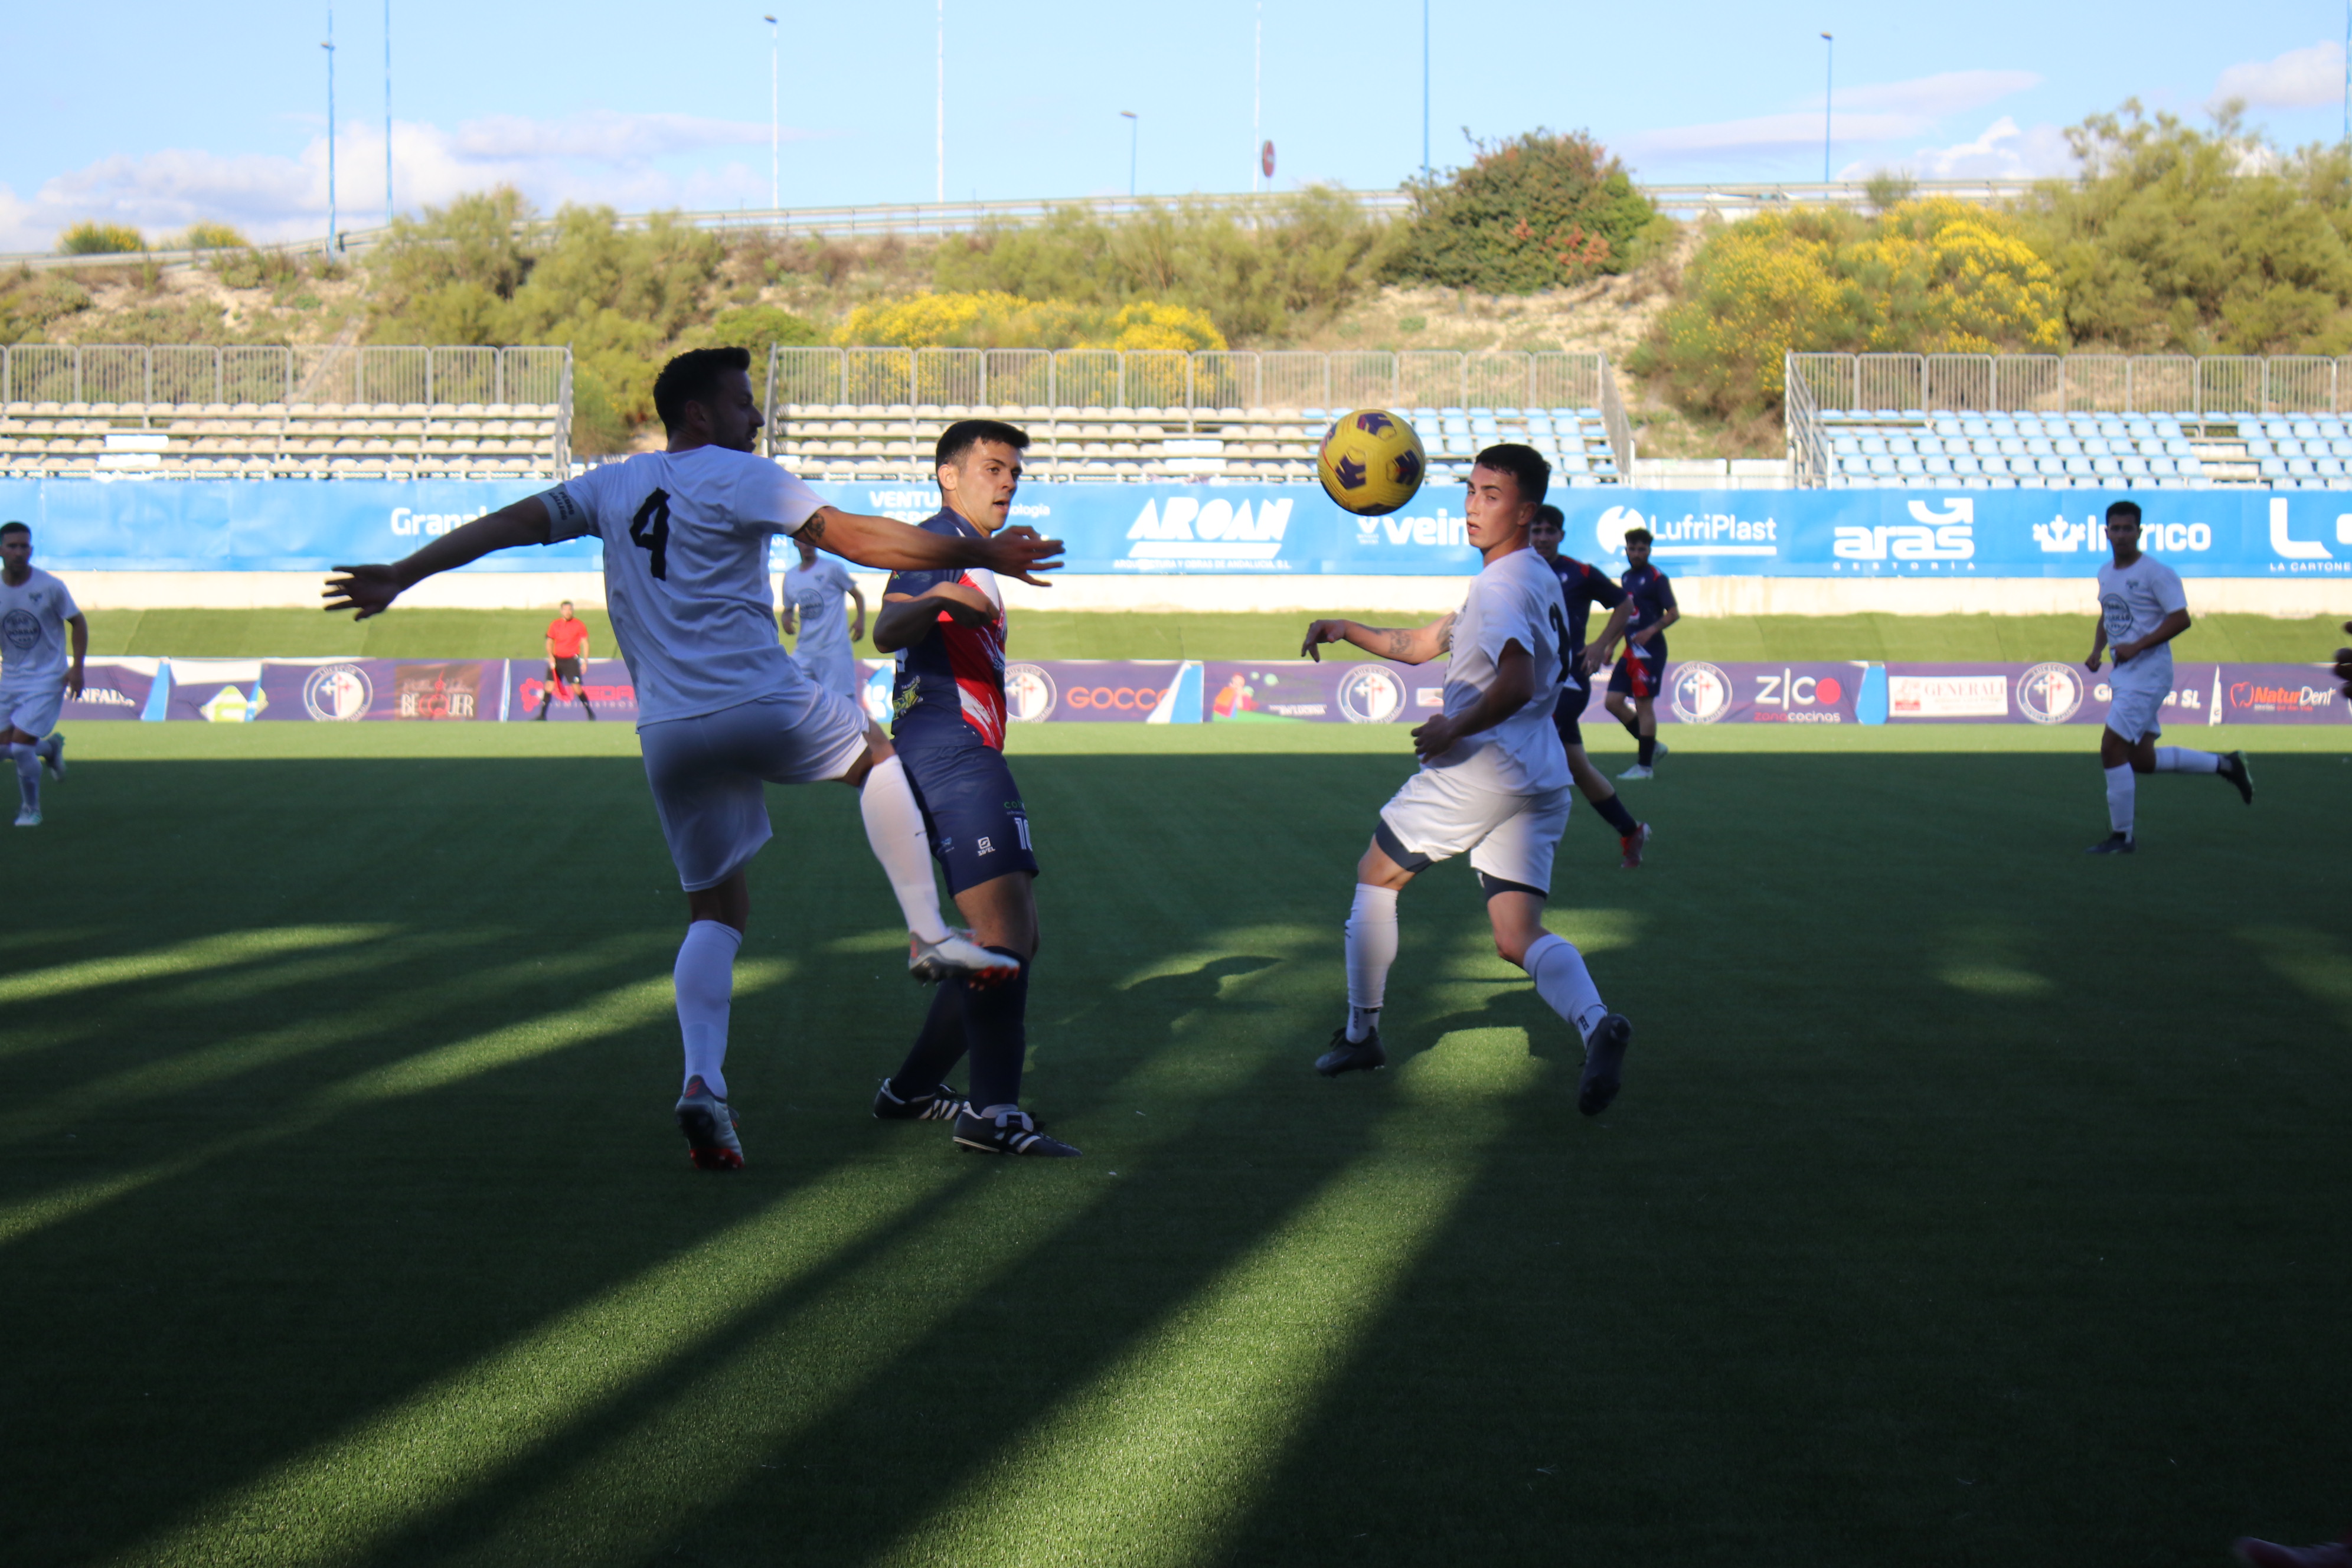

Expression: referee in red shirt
xmin=535 ymin=600 xmax=596 ymax=720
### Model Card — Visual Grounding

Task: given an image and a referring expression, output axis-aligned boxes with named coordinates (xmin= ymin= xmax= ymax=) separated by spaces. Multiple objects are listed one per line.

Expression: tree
xmin=1384 ymin=129 xmax=1665 ymax=293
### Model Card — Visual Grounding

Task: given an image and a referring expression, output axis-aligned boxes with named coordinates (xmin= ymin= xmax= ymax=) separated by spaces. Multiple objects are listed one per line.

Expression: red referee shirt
xmin=546 ymin=618 xmax=589 ymax=659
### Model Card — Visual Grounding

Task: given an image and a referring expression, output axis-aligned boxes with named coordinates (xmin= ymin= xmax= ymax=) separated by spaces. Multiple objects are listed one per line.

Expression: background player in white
xmin=0 ymin=521 xmax=86 ymax=827
xmin=779 ymin=534 xmax=865 ymax=703
xmin=323 ymin=348 xmax=1062 ymax=1171
xmin=1299 ymin=445 xmax=1634 ymax=1116
xmin=2084 ymin=499 xmax=2252 ymax=855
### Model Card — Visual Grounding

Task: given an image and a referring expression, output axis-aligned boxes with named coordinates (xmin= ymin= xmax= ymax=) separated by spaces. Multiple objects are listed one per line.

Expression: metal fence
xmin=1 ymin=344 xmax=571 ymax=406
xmin=766 ymin=345 xmax=1613 ymax=414
xmin=1788 ymin=351 xmax=2352 ymax=416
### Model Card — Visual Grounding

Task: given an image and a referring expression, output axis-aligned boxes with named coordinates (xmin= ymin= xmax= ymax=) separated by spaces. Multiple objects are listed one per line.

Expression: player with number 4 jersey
xmin=323 ymin=348 xmax=1065 ymax=1173
xmin=1298 ymin=443 xmax=1635 ymax=1118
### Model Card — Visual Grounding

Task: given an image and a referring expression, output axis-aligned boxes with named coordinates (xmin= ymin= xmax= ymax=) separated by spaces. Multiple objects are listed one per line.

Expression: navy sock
xmin=1618 ymin=713 xmax=1641 ymax=740
xmin=1592 ymin=790 xmax=1638 ymax=835
xmin=963 ymin=946 xmax=1030 ymax=1111
xmin=890 ymin=977 xmax=969 ymax=1095
xmin=1637 ymin=733 xmax=1657 ymax=767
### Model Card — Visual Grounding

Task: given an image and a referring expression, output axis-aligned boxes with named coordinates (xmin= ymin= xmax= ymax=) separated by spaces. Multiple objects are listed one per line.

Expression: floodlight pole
xmin=2343 ymin=0 xmax=2349 ymax=143
xmin=765 ymin=14 xmax=779 ymax=209
xmin=1121 ymin=110 xmax=1138 ymax=197
xmin=322 ymin=12 xmax=337 ymax=251
xmin=1821 ymin=32 xmax=1834 ymax=184
xmin=1421 ymin=0 xmax=1430 ymax=180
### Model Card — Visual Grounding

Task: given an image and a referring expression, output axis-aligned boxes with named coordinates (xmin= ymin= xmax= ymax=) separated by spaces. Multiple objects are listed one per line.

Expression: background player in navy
xmin=1529 ymin=506 xmax=1651 ymax=869
xmin=868 ymin=419 xmax=1076 ymax=1158
xmin=1598 ymin=527 xmax=1678 ymax=779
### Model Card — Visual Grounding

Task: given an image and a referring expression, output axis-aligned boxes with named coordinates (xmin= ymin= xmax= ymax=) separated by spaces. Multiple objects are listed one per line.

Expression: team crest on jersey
xmin=2 ymin=609 xmax=39 ymax=651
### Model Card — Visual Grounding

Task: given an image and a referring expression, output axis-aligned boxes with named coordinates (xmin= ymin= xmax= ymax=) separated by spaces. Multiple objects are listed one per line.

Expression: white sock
xmin=10 ymin=743 xmax=37 ymax=813
xmin=858 ymin=754 xmax=951 ymax=945
xmin=1344 ymin=884 xmax=1399 ymax=1040
xmin=2153 ymin=746 xmax=2220 ymax=775
xmin=2104 ymin=763 xmax=2135 ymax=839
xmin=1525 ymin=933 xmax=1610 ymax=1043
xmin=675 ymin=920 xmax=743 ymax=1099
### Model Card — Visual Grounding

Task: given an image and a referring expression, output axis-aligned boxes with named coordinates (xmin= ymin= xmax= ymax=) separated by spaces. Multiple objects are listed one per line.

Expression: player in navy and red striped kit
xmin=1528 ymin=507 xmax=1651 ymax=868
xmin=1598 ymin=527 xmax=1678 ymax=779
xmin=868 ymin=419 xmax=1077 ymax=1157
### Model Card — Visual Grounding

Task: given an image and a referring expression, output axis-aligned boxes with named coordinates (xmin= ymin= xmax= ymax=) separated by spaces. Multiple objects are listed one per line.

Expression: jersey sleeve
xmin=1654 ymin=571 xmax=1678 ymax=611
xmin=2151 ymin=561 xmax=2188 ymax=616
xmin=538 ymin=467 xmax=612 ymax=544
xmin=1475 ymin=576 xmax=1546 ymax=665
xmin=1587 ymin=569 xmax=1625 ymax=610
xmin=53 ymin=577 xmax=80 ymax=621
xmin=723 ymin=456 xmax=824 ymax=538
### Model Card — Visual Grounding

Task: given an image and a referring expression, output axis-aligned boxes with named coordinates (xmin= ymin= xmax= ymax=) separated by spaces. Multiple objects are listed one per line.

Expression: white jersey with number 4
xmin=1430 ymin=545 xmax=1571 ymax=796
xmin=543 ymin=448 xmax=822 ymax=725
xmin=0 ymin=567 xmax=80 ymax=692
xmin=2097 ymin=553 xmax=2187 ymax=690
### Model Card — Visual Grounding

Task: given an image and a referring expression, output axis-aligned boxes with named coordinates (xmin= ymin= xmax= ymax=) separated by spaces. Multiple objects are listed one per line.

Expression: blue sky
xmin=1 ymin=0 xmax=2344 ymax=249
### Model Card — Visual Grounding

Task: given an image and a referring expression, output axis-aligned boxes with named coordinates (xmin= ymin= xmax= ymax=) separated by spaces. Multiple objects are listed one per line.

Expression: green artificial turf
xmin=80 ymin=606 xmax=2352 ymax=665
xmin=3 ymin=726 xmax=2349 ymax=1566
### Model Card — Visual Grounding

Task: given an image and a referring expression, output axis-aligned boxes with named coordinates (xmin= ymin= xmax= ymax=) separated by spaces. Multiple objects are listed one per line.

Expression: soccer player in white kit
xmin=324 ymin=348 xmax=1064 ymax=1170
xmin=779 ymin=534 xmax=865 ymax=703
xmin=0 ymin=521 xmax=87 ymax=828
xmin=2084 ymin=499 xmax=2253 ymax=854
xmin=1299 ymin=445 xmax=1635 ymax=1116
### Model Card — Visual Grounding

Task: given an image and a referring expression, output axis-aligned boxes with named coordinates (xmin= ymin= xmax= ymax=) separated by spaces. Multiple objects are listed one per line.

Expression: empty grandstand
xmin=760 ymin=347 xmax=1636 ymax=484
xmin=1788 ymin=351 xmax=2352 ymax=490
xmin=0 ymin=345 xmax=571 ymax=479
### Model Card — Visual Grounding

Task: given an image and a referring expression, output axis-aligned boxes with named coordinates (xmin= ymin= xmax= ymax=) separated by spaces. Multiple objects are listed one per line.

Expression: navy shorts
xmin=1606 ymin=640 xmax=1666 ymax=700
xmin=1554 ymin=667 xmax=1594 ymax=746
xmin=899 ymin=744 xmax=1039 ymax=895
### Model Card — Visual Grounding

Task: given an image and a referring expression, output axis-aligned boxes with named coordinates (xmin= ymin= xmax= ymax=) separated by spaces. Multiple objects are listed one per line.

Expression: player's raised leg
xmin=837 ymin=724 xmax=1017 ymax=983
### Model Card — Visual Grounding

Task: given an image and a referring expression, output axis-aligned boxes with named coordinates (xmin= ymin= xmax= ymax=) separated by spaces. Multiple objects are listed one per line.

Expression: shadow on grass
xmin=4 ymin=750 xmax=2348 ymax=1567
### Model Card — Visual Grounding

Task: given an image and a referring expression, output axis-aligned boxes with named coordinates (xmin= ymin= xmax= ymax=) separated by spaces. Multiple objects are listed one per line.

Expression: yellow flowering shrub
xmin=834 ymin=292 xmax=1225 ymax=352
xmin=1634 ymin=199 xmax=2064 ymax=421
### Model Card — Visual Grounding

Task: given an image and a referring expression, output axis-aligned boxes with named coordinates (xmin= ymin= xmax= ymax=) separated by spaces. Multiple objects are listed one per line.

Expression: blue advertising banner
xmin=15 ymin=476 xmax=2352 ymax=579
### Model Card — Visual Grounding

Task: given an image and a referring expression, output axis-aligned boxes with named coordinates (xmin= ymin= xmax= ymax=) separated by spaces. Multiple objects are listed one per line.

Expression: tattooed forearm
xmin=1381 ymin=629 xmax=1414 ymax=658
xmin=799 ymin=509 xmax=829 ymax=544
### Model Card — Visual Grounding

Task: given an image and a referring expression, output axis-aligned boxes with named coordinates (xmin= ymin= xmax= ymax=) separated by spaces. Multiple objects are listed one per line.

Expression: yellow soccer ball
xmin=1316 ymin=409 xmax=1427 ymax=516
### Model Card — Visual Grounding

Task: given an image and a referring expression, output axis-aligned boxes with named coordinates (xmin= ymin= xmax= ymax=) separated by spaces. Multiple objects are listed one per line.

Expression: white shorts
xmin=1376 ymin=766 xmax=1573 ymax=896
xmin=796 ymin=648 xmax=860 ymax=704
xmin=638 ymin=685 xmax=872 ymax=891
xmin=2 ymin=683 xmax=63 ymax=740
xmin=2104 ymin=671 xmax=2168 ymax=744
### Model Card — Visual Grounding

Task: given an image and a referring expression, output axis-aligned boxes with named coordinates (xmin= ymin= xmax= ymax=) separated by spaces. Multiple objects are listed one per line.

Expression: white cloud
xmin=1625 ymin=68 xmax=2041 ymax=168
xmin=1878 ymin=116 xmax=2080 ymax=180
xmin=0 ymin=110 xmax=821 ymax=252
xmin=2213 ymin=41 xmax=2343 ymax=109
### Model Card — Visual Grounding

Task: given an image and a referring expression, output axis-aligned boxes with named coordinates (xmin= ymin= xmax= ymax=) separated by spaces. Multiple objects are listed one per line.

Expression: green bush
xmin=698 ymin=303 xmax=824 ymax=358
xmin=57 ymin=221 xmax=145 ymax=255
xmin=0 ymin=270 xmax=93 ymax=343
xmin=933 ymin=187 xmax=1393 ymax=344
xmin=2021 ymin=103 xmax=2352 ymax=354
xmin=169 ymin=222 xmax=250 ymax=251
xmin=1384 ymin=130 xmax=1665 ymax=293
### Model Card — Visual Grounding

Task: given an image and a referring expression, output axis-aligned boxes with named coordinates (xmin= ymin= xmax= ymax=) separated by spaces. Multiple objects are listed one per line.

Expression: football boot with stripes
xmin=953 ymin=1107 xmax=1081 ymax=1157
xmin=872 ymin=1078 xmax=970 ymax=1122
xmin=910 ymin=932 xmax=1022 ymax=988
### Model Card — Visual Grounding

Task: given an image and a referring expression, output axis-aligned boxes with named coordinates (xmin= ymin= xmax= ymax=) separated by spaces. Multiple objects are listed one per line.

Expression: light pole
xmin=1252 ymin=1 xmax=1262 ymax=194
xmin=322 ymin=12 xmax=337 ymax=250
xmin=1821 ymin=31 xmax=1834 ymax=184
xmin=1421 ymin=0 xmax=1430 ymax=180
xmin=1121 ymin=110 xmax=1138 ymax=197
xmin=764 ymin=14 xmax=779 ymax=209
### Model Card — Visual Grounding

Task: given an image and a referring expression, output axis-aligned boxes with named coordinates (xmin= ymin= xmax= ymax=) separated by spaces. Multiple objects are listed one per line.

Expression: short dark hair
xmin=652 ymin=347 xmax=752 ymax=433
xmin=1532 ymin=504 xmax=1564 ymax=531
xmin=0 ymin=521 xmax=26 ymax=539
xmin=936 ymin=419 xmax=1030 ymax=469
xmin=2105 ymin=499 xmax=2143 ymax=528
xmin=1472 ymin=443 xmax=1550 ymax=507
xmin=1623 ymin=527 xmax=1654 ymax=545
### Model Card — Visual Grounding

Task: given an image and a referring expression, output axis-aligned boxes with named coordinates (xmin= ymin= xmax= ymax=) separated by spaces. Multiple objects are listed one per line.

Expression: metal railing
xmin=763 ymin=345 xmax=1631 ymax=477
xmin=1783 ymin=355 xmax=1831 ymax=489
xmin=0 ymin=343 xmax=570 ymax=407
xmin=1787 ymin=351 xmax=2352 ymax=418
xmin=3 ymin=181 xmax=2053 ymax=270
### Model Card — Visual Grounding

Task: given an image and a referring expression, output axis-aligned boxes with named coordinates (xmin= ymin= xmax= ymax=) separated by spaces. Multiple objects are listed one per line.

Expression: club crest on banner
xmin=302 ymin=664 xmax=371 ymax=721
xmin=1337 ymin=665 xmax=1406 ymax=724
xmin=2015 ymin=662 xmax=2085 ymax=725
xmin=1004 ymin=663 xmax=1057 ymax=723
xmin=1668 ymin=661 xmax=1732 ymax=724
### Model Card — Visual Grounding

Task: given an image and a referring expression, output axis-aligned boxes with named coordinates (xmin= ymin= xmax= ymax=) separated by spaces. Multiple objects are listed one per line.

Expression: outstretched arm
xmin=802 ymin=507 xmax=1062 ymax=587
xmin=325 ymin=497 xmax=553 ymax=619
xmin=1299 ymin=612 xmax=1456 ymax=666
